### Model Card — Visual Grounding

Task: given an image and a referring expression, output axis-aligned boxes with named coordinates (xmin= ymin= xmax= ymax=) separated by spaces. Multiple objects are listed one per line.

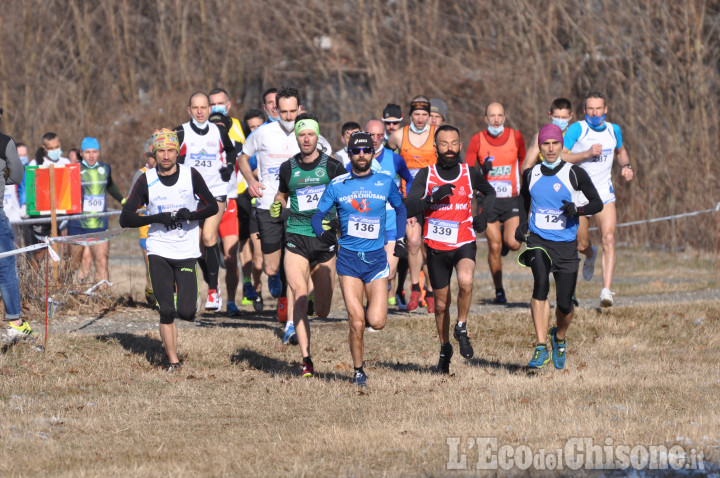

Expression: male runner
xmin=562 ymin=91 xmax=634 ymax=307
xmin=466 ymin=102 xmax=526 ymax=304
xmin=272 ymin=114 xmax=345 ymax=373
xmin=238 ymin=86 xmax=332 ymax=322
xmin=174 ymin=92 xmax=237 ymax=311
xmin=334 ymin=121 xmax=361 ymax=168
xmin=522 ymin=98 xmax=574 ymax=171
xmin=312 ymin=132 xmax=407 ymax=387
xmin=366 ymin=119 xmax=413 ymax=307
xmin=405 ymin=125 xmax=496 ymax=374
xmin=386 ymin=96 xmax=436 ymax=312
xmin=262 ymin=87 xmax=280 ymax=123
xmin=381 ymin=103 xmax=403 ymax=147
xmin=120 ymin=128 xmax=218 ymax=371
xmin=429 ymin=98 xmax=448 ymax=127
xmin=516 ymin=124 xmax=602 ymax=369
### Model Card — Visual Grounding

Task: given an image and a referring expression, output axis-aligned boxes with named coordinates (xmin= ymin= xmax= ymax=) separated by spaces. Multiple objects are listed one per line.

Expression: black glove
xmin=174 ymin=207 xmax=193 ymax=221
xmin=426 ymin=184 xmax=455 ymax=205
xmin=219 ymin=165 xmax=233 ymax=182
xmin=472 ymin=212 xmax=488 ymax=233
xmin=515 ymin=223 xmax=529 ymax=243
xmin=393 ymin=238 xmax=408 ymax=259
xmin=209 ymin=112 xmax=231 ymax=131
xmin=560 ymin=200 xmax=579 ymax=217
xmin=151 ymin=212 xmax=176 ymax=228
xmin=481 ymin=157 xmax=494 ymax=175
xmin=319 ymin=230 xmax=337 ymax=245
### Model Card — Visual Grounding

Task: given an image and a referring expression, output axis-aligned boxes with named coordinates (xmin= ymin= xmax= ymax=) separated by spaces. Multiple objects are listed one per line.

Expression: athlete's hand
xmin=393 ymin=238 xmax=408 ymax=259
xmin=407 ymin=216 xmax=418 ymax=227
xmin=219 ymin=165 xmax=233 ymax=182
xmin=248 ymin=180 xmax=265 ymax=198
xmin=322 ymin=218 xmax=339 ymax=231
xmin=515 ymin=223 xmax=529 ymax=243
xmin=174 ymin=207 xmax=193 ymax=221
xmin=587 ymin=144 xmax=603 ymax=159
xmin=481 ymin=156 xmax=494 ymax=175
xmin=560 ymin=200 xmax=579 ymax=217
xmin=621 ymin=165 xmax=634 ymax=182
xmin=472 ymin=212 xmax=488 ymax=233
xmin=319 ymin=230 xmax=337 ymax=245
xmin=426 ymin=184 xmax=455 ymax=205
xmin=152 ymin=212 xmax=176 ymax=228
xmin=269 ymin=200 xmax=283 ymax=218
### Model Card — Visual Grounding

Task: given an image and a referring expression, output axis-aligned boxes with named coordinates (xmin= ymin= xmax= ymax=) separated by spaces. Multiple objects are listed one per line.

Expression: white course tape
xmin=9 ymin=210 xmax=122 ymax=226
xmin=0 ymin=228 xmax=130 ymax=259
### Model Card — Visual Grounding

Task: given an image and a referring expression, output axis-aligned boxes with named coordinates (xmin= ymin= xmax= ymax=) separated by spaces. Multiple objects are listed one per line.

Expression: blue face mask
xmin=541 ymin=159 xmax=561 ymax=169
xmin=551 ymin=117 xmax=569 ymax=131
xmin=409 ymin=122 xmax=429 ymax=134
xmin=192 ymin=118 xmax=209 ymax=130
xmin=19 ymin=155 xmax=28 ymax=165
xmin=47 ymin=149 xmax=62 ymax=161
xmin=211 ymin=105 xmax=226 ymax=115
xmin=585 ymin=114 xmax=605 ymax=128
xmin=487 ymin=124 xmax=504 ymax=137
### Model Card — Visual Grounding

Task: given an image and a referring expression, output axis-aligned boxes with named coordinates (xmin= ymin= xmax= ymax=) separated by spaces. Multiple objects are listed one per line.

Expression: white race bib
xmin=348 ymin=214 xmax=380 ymax=239
xmin=83 ymin=195 xmax=105 ymax=212
xmin=267 ymin=167 xmax=280 ymax=183
xmin=490 ymin=180 xmax=512 ymax=198
xmin=426 ymin=218 xmax=459 ymax=243
xmin=297 ymin=185 xmax=325 ymax=212
xmin=534 ymin=207 xmax=567 ymax=230
xmin=189 ymin=153 xmax=216 ymax=169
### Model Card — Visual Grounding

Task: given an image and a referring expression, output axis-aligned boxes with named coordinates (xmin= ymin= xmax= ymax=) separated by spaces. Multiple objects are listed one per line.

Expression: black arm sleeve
xmin=403 ymin=167 xmax=430 ymax=217
xmin=191 ymin=168 xmax=219 ymax=220
xmin=570 ymin=165 xmax=603 ymax=216
xmin=119 ymin=174 xmax=154 ymax=228
xmin=105 ymin=166 xmax=125 ymax=203
xmin=173 ymin=126 xmax=185 ymax=164
xmin=469 ymin=167 xmax=496 ymax=214
xmin=219 ymin=127 xmax=237 ymax=167
xmin=277 ymin=160 xmax=292 ymax=194
xmin=326 ymin=157 xmax=346 ymax=180
xmin=520 ymin=169 xmax=532 ymax=225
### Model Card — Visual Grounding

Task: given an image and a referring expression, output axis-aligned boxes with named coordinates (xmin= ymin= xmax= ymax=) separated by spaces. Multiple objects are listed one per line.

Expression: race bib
xmin=267 ymin=167 xmax=280 ymax=183
xmin=190 ymin=153 xmax=216 ymax=169
xmin=490 ymin=180 xmax=512 ymax=198
xmin=297 ymin=185 xmax=325 ymax=212
xmin=426 ymin=218 xmax=459 ymax=243
xmin=348 ymin=214 xmax=379 ymax=239
xmin=83 ymin=195 xmax=105 ymax=212
xmin=534 ymin=207 xmax=567 ymax=230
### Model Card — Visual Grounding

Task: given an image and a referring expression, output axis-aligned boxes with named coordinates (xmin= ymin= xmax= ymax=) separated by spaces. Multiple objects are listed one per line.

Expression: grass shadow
xmin=372 ymin=360 xmax=435 ymax=374
xmin=467 ymin=356 xmax=533 ymax=375
xmin=96 ymin=332 xmax=165 ymax=366
xmin=230 ymin=348 xmax=347 ymax=382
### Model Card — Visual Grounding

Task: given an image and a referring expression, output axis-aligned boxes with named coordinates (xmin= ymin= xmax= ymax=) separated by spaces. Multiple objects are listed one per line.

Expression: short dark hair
xmin=434 ymin=124 xmax=460 ymax=143
xmin=16 ymin=142 xmax=26 ymax=149
xmin=295 ymin=112 xmax=318 ymax=124
xmin=276 ymin=86 xmax=301 ymax=106
xmin=550 ymin=98 xmax=572 ymax=114
xmin=262 ymin=88 xmax=278 ymax=105
xmin=584 ymin=91 xmax=606 ymax=108
xmin=41 ymin=132 xmax=58 ymax=144
xmin=208 ymin=87 xmax=230 ymax=101
xmin=341 ymin=122 xmax=361 ymax=135
xmin=243 ymin=108 xmax=266 ymax=124
xmin=188 ymin=91 xmax=209 ymax=106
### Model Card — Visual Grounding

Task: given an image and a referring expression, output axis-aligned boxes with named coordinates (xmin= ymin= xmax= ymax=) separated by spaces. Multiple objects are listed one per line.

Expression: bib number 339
xmin=426 ymin=218 xmax=459 ymax=243
xmin=348 ymin=214 xmax=379 ymax=239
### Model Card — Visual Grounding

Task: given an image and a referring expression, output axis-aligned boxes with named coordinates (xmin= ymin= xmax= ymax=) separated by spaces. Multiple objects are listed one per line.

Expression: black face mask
xmin=437 ymin=150 xmax=461 ymax=169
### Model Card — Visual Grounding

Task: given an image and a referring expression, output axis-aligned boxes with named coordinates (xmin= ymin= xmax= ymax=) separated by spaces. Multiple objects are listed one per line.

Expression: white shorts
xmin=577 ymin=177 xmax=615 ymax=208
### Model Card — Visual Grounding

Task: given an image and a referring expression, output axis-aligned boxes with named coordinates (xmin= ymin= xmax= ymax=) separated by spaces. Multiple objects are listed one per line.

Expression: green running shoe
xmin=548 ymin=327 xmax=566 ymax=369
xmin=528 ymin=345 xmax=552 ymax=369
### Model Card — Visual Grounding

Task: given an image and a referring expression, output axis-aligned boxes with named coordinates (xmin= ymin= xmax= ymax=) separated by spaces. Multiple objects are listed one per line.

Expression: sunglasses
xmin=384 ymin=121 xmax=401 ymax=125
xmin=350 ymin=147 xmax=373 ymax=155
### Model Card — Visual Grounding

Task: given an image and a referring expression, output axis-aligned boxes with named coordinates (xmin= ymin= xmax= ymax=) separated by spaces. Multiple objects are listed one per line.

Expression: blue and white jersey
xmin=564 ymin=120 xmax=622 ymax=188
xmin=374 ymin=149 xmax=413 ymax=240
xmin=314 ymin=170 xmax=406 ymax=252
xmin=527 ymin=162 xmax=583 ymax=242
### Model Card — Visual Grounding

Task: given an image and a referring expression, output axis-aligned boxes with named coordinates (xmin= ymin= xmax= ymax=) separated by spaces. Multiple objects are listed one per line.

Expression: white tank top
xmin=3 ymin=185 xmax=21 ymax=222
xmin=181 ymin=122 xmax=226 ymax=197
xmin=146 ymin=165 xmax=200 ymax=259
xmin=570 ymin=120 xmax=618 ymax=187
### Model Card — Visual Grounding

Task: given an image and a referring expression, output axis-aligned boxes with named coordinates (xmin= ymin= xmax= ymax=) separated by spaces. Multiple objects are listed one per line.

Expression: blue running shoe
xmin=268 ymin=274 xmax=282 ymax=299
xmin=528 ymin=345 xmax=552 ymax=369
xmin=492 ymin=289 xmax=507 ymax=305
xmin=282 ymin=323 xmax=298 ymax=345
xmin=242 ymin=282 xmax=257 ymax=305
xmin=227 ymin=301 xmax=241 ymax=317
xmin=548 ymin=327 xmax=566 ymax=369
xmin=352 ymin=370 xmax=368 ymax=387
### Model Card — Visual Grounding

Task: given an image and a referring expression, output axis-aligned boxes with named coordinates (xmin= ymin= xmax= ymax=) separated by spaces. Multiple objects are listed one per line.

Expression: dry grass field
xmin=1 ymin=232 xmax=719 ymax=476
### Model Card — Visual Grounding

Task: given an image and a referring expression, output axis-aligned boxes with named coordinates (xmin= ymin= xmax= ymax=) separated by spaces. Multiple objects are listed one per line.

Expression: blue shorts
xmin=336 ymin=247 xmax=389 ymax=284
xmin=67 ymin=224 xmax=107 ymax=237
xmin=139 ymin=238 xmax=147 ymax=250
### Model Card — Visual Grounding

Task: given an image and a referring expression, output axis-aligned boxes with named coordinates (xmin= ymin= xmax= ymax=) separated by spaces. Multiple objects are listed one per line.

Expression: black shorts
xmin=486 ymin=196 xmax=521 ymax=223
xmin=518 ymin=233 xmax=579 ymax=274
xmin=426 ymin=242 xmax=477 ymax=290
xmin=236 ymin=192 xmax=252 ymax=241
xmin=256 ymin=208 xmax=289 ymax=254
xmin=285 ymin=232 xmax=336 ymax=265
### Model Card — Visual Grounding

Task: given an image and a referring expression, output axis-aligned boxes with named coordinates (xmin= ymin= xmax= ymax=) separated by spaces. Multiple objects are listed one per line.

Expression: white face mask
xmin=279 ymin=119 xmax=295 ymax=132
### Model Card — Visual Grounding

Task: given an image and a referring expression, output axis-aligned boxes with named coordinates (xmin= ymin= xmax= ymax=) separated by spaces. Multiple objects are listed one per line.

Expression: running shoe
xmin=388 ymin=295 xmax=397 ymax=307
xmin=253 ymin=295 xmax=263 ymax=313
xmin=600 ymin=288 xmax=615 ymax=308
xmin=582 ymin=245 xmax=597 ymax=281
xmin=425 ymin=296 xmax=435 ymax=314
xmin=205 ymin=288 xmax=222 ymax=311
xmin=407 ymin=290 xmax=422 ymax=311
xmin=145 ymin=288 xmax=157 ymax=308
xmin=268 ymin=273 xmax=282 ymax=299
xmin=395 ymin=290 xmax=408 ymax=310
xmin=302 ymin=361 xmax=314 ymax=378
xmin=572 ymin=294 xmax=579 ymax=307
xmin=227 ymin=301 xmax=241 ymax=317
xmin=453 ymin=322 xmax=474 ymax=359
xmin=352 ymin=370 xmax=368 ymax=387
xmin=241 ymin=282 xmax=257 ymax=305
xmin=277 ymin=297 xmax=288 ymax=322
xmin=436 ymin=343 xmax=453 ymax=374
xmin=167 ymin=362 xmax=182 ymax=373
xmin=528 ymin=345 xmax=552 ymax=369
xmin=548 ymin=327 xmax=566 ymax=370
xmin=282 ymin=322 xmax=297 ymax=345
xmin=4 ymin=321 xmax=36 ymax=341
xmin=492 ymin=289 xmax=507 ymax=305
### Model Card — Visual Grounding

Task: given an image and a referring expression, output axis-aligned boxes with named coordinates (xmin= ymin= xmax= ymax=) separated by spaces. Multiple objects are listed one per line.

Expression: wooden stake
xmin=48 ymin=164 xmax=60 ymax=282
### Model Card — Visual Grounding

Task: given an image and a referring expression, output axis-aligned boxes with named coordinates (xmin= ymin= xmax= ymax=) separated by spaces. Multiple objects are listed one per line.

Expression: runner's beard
xmin=437 ymin=150 xmax=461 ymax=169
xmin=352 ymin=158 xmax=371 ymax=173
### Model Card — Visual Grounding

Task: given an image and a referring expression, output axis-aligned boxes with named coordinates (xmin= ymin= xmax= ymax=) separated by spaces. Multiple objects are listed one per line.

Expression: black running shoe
xmin=437 ymin=343 xmax=453 ymax=374
xmin=453 ymin=322 xmax=474 ymax=359
xmin=253 ymin=295 xmax=263 ymax=313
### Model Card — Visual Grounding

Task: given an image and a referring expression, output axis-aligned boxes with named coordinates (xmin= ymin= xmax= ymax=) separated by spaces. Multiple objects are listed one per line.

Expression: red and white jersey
xmin=422 ymin=164 xmax=475 ymax=251
xmin=180 ymin=122 xmax=226 ymax=197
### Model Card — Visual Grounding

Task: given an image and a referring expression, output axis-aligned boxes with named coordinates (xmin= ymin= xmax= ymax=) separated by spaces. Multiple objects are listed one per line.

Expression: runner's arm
xmin=219 ymin=126 xmax=237 ymax=168
xmin=515 ymin=130 xmax=527 ymax=167
xmin=469 ymin=167 xmax=496 ymax=213
xmin=520 ymin=169 xmax=532 ymax=225
xmin=403 ymin=167 xmax=431 ymax=217
xmin=569 ymin=165 xmax=603 ymax=216
xmin=127 ymin=169 xmax=144 ymax=197
xmin=105 ymin=167 xmax=124 ymax=203
xmin=190 ymin=168 xmax=219 ymax=220
xmin=4 ymin=137 xmax=23 ymax=185
xmin=393 ymin=153 xmax=414 ymax=184
xmin=465 ymin=133 xmax=480 ymax=168
xmin=326 ymin=158 xmax=347 ymax=180
xmin=120 ymin=175 xmax=154 ymax=227
xmin=311 ymin=183 xmax=337 ymax=237
xmin=522 ymin=133 xmax=540 ymax=173
xmin=388 ymin=182 xmax=407 ymax=239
